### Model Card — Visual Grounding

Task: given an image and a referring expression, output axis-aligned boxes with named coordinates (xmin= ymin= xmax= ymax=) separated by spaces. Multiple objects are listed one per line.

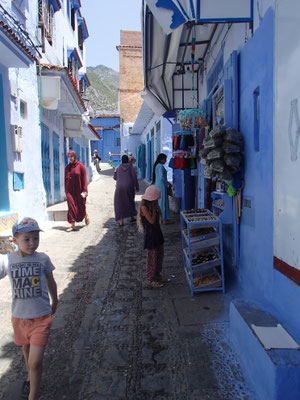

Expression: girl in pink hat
xmin=138 ymin=186 xmax=170 ymax=288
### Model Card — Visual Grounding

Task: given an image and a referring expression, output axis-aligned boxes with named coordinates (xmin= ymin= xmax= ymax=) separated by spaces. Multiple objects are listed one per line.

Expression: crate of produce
xmin=184 ymin=247 xmax=221 ymax=275
xmin=183 ymin=208 xmax=209 ymax=214
xmin=192 ymin=269 xmax=222 ymax=289
xmin=183 ymin=228 xmax=219 ymax=248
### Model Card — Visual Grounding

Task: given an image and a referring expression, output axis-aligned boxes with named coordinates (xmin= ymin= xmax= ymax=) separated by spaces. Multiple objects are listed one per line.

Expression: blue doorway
xmin=52 ymin=132 xmax=60 ymax=203
xmin=0 ymin=74 xmax=9 ymax=211
xmin=41 ymin=123 xmax=51 ymax=205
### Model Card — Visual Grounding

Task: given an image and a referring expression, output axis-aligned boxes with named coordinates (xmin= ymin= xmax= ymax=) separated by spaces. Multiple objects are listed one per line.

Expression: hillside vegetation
xmin=86 ymin=65 xmax=119 ymax=113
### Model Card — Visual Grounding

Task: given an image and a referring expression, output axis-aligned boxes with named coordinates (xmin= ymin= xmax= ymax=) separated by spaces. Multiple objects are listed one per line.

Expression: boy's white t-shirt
xmin=0 ymin=252 xmax=55 ymax=319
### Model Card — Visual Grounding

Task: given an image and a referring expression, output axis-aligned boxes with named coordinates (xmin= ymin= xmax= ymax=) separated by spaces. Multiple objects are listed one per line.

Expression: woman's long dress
xmin=114 ymin=163 xmax=139 ymax=220
xmin=65 ymin=161 xmax=88 ymax=224
xmin=155 ymin=163 xmax=170 ymax=220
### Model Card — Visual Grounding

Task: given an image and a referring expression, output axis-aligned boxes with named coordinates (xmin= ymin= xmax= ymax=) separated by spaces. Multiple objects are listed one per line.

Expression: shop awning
xmin=143 ymin=0 xmax=253 ymax=115
xmin=40 ymin=64 xmax=86 ymax=113
xmin=63 ymin=114 xmax=82 ymax=137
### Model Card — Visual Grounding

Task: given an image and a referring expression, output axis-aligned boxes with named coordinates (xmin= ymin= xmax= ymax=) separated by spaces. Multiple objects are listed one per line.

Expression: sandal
xmin=66 ymin=226 xmax=75 ymax=232
xmin=146 ymin=280 xmax=164 ymax=288
xmin=21 ymin=380 xmax=30 ymax=398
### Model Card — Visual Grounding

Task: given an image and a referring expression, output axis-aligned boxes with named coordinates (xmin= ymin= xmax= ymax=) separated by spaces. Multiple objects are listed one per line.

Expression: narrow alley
xmin=0 ymin=166 xmax=254 ymax=400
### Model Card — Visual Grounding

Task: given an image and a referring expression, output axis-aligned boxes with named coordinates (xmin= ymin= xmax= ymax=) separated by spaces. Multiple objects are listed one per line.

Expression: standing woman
xmin=65 ymin=151 xmax=90 ymax=232
xmin=114 ymin=155 xmax=139 ymax=226
xmin=152 ymin=153 xmax=172 ymax=224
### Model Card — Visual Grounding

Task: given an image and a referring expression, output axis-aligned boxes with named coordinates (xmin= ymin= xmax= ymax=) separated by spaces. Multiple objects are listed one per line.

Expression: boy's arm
xmin=46 ymin=272 xmax=58 ymax=314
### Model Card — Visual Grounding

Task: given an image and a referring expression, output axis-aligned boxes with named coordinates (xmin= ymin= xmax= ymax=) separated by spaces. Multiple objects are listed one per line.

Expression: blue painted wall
xmin=90 ymin=117 xmax=120 ymax=162
xmin=0 ymin=73 xmax=9 ymax=211
xmin=238 ymin=8 xmax=282 ymax=319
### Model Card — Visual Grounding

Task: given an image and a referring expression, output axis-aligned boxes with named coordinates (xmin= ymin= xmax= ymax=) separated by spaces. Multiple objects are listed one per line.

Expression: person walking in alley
xmin=152 ymin=153 xmax=173 ymax=224
xmin=65 ymin=150 xmax=90 ymax=232
xmin=114 ymin=154 xmax=139 ymax=226
xmin=129 ymin=154 xmax=138 ymax=176
xmin=138 ymin=185 xmax=170 ymax=288
xmin=0 ymin=218 xmax=58 ymax=400
xmin=92 ymin=149 xmax=101 ymax=173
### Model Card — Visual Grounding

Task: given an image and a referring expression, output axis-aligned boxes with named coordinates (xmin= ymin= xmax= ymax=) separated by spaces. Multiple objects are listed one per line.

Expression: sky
xmin=80 ymin=0 xmax=142 ymax=71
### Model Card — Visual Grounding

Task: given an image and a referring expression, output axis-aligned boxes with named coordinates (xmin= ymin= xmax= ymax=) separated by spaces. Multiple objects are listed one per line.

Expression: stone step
xmin=46 ymin=202 xmax=68 ymax=221
xmin=230 ymin=300 xmax=300 ymax=400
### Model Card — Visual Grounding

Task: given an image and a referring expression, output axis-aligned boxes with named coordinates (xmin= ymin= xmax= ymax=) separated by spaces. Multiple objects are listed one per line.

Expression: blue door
xmin=73 ymin=142 xmax=80 ymax=161
xmin=41 ymin=124 xmax=51 ymax=204
xmin=86 ymin=147 xmax=89 ymax=166
xmin=151 ymin=135 xmax=155 ymax=171
xmin=0 ymin=74 xmax=9 ymax=211
xmin=52 ymin=132 xmax=60 ymax=203
xmin=155 ymin=130 xmax=161 ymax=158
xmin=81 ymin=147 xmax=85 ymax=166
xmin=147 ymin=139 xmax=152 ymax=181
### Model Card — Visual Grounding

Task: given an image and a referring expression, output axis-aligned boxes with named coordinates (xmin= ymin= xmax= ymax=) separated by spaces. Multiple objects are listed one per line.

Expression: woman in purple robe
xmin=114 ymin=155 xmax=139 ymax=226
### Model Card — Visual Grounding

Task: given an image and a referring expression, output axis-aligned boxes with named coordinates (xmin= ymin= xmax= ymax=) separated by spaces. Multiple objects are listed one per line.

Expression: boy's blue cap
xmin=12 ymin=218 xmax=43 ymax=236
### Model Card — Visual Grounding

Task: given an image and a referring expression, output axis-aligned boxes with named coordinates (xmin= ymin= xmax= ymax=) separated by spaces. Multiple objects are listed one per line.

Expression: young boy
xmin=0 ymin=217 xmax=58 ymax=400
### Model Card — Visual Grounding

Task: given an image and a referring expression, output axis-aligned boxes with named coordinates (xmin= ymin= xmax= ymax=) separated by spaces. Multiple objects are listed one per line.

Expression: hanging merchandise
xmin=200 ymin=127 xmax=244 ymax=180
xmin=179 ymin=108 xmax=207 ymax=131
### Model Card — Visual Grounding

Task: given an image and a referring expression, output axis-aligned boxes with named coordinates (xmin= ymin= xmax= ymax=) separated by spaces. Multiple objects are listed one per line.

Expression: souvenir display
xmin=199 ymin=127 xmax=244 ymax=180
xmin=180 ymin=210 xmax=225 ymax=295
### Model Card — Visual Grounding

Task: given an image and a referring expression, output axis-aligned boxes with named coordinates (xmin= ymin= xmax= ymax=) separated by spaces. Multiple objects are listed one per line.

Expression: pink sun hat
xmin=142 ymin=185 xmax=161 ymax=201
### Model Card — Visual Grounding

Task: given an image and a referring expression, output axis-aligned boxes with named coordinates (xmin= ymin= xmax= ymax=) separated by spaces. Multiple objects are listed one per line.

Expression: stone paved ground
xmin=0 ymin=165 xmax=255 ymax=400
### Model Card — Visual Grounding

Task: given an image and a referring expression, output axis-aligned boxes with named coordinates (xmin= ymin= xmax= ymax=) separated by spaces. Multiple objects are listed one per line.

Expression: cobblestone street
xmin=0 ymin=166 xmax=254 ymax=400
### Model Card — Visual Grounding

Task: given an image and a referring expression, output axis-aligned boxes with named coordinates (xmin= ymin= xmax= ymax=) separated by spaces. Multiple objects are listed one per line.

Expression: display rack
xmin=180 ymin=209 xmax=225 ymax=296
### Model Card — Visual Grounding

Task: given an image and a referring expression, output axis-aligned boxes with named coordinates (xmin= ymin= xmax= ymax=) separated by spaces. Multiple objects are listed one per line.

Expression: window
xmin=13 ymin=172 xmax=24 ymax=191
xmin=71 ymin=7 xmax=76 ymax=30
xmin=78 ymin=25 xmax=83 ymax=50
xmin=156 ymin=121 xmax=161 ymax=132
xmin=151 ymin=128 xmax=154 ymax=137
xmin=116 ymin=138 xmax=121 ymax=147
xmin=38 ymin=0 xmax=55 ymax=46
xmin=20 ymin=100 xmax=27 ymax=119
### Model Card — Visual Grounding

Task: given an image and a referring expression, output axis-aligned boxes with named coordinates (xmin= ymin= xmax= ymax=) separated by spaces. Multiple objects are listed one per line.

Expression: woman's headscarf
xmin=68 ymin=150 xmax=78 ymax=166
xmin=152 ymin=153 xmax=167 ymax=184
xmin=122 ymin=155 xmax=129 ymax=164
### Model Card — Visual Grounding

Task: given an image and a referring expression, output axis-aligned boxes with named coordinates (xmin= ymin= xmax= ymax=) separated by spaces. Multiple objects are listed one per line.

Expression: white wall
xmin=1 ymin=1 xmax=47 ymax=220
xmin=274 ymin=0 xmax=300 ymax=270
xmin=198 ymin=0 xmax=275 ymax=104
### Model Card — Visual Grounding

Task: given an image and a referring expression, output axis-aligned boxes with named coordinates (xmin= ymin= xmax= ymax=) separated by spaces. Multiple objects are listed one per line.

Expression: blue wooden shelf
xmin=180 ymin=210 xmax=225 ymax=296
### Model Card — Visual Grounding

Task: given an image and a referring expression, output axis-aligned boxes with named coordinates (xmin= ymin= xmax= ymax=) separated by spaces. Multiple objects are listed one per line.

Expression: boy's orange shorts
xmin=11 ymin=314 xmax=52 ymax=347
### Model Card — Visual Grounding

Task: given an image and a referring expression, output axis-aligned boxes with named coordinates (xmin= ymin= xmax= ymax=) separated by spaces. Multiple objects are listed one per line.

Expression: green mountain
xmin=86 ymin=65 xmax=119 ymax=113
